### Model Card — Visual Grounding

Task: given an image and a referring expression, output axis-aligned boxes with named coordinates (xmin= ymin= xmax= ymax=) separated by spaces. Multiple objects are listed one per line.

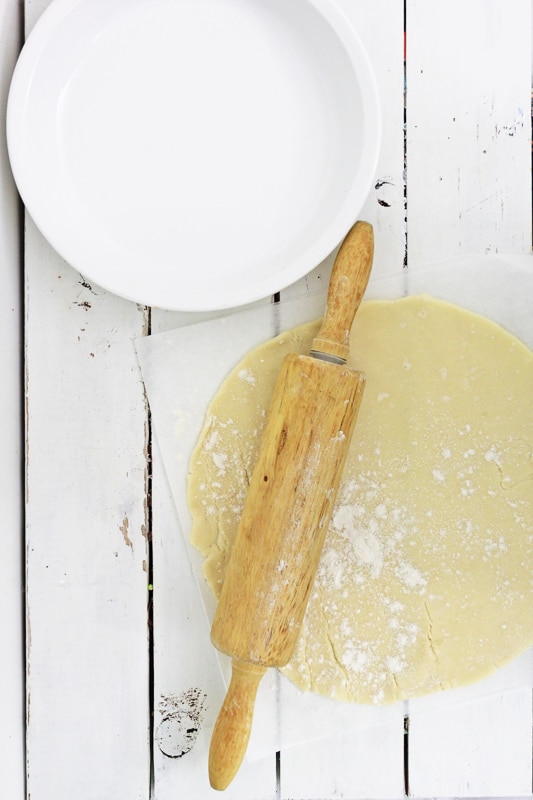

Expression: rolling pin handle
xmin=208 ymin=660 xmax=267 ymax=791
xmin=311 ymin=220 xmax=374 ymax=363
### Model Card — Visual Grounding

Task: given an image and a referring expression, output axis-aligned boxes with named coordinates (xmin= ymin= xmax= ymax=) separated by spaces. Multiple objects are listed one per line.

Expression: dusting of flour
xmin=188 ymin=296 xmax=533 ymax=705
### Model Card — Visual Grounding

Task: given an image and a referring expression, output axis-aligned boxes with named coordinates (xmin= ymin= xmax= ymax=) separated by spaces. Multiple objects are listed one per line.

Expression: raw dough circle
xmin=188 ymin=295 xmax=533 ymax=704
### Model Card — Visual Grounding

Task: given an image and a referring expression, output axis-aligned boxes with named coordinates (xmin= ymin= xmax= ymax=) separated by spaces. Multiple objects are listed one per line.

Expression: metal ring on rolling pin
xmin=310 ymin=350 xmax=347 ymax=365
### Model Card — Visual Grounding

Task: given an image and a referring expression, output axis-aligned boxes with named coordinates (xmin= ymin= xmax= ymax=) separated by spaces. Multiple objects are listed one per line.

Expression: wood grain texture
xmin=311 ymin=221 xmax=374 ymax=362
xmin=210 ymin=356 xmax=365 ymax=666
xmin=208 ymin=222 xmax=372 ymax=788
xmin=208 ymin=661 xmax=267 ymax=790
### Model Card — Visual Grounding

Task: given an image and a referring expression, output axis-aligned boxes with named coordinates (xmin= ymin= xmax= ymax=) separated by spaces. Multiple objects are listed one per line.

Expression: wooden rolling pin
xmin=208 ymin=220 xmax=374 ymax=790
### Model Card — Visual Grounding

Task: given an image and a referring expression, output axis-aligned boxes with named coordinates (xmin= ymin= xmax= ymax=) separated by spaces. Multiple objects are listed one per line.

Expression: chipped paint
xmin=375 ymin=177 xmax=395 ymax=208
xmin=156 ymin=689 xmax=208 ymax=758
xmin=120 ymin=517 xmax=133 ymax=550
xmin=495 ymin=107 xmax=524 ymax=137
xmin=78 ymin=275 xmax=97 ymax=294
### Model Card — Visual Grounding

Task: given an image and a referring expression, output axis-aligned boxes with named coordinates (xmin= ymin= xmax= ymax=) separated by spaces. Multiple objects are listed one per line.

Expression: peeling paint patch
xmin=495 ymin=108 xmax=524 ymax=137
xmin=120 ymin=517 xmax=133 ymax=550
xmin=157 ymin=689 xmax=208 ymax=758
xmin=375 ymin=177 xmax=395 ymax=208
xmin=78 ymin=275 xmax=97 ymax=294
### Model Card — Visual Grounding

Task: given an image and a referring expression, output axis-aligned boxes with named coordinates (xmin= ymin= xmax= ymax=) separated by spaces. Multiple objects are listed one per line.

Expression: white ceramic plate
xmin=7 ymin=0 xmax=381 ymax=310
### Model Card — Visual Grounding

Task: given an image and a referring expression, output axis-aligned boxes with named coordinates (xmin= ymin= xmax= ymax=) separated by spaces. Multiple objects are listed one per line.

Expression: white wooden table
xmin=2 ymin=0 xmax=532 ymax=798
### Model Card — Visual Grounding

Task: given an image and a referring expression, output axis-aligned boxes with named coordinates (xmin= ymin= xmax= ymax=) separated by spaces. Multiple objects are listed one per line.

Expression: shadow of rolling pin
xmin=208 ymin=220 xmax=374 ymax=790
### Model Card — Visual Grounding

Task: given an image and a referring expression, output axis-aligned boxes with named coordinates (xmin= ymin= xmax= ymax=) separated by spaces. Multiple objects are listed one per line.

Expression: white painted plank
xmin=408 ymin=688 xmax=533 ymax=797
xmin=150 ymin=440 xmax=278 ymax=800
xmin=405 ymin=0 xmax=533 ymax=796
xmin=279 ymin=712 xmax=406 ymax=800
xmin=25 ymin=218 xmax=152 ymax=800
xmin=22 ymin=0 xmax=151 ymax=796
xmin=406 ymin=0 xmax=532 ymax=266
xmin=283 ymin=0 xmax=407 ymax=300
xmin=25 ymin=0 xmax=52 ymax=35
xmin=341 ymin=0 xmax=407 ymax=275
xmin=0 ymin=1 xmax=25 ymax=798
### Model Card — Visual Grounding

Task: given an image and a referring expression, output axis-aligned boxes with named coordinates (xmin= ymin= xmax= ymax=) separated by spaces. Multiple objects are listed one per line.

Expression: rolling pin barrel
xmin=208 ymin=221 xmax=374 ymax=790
xmin=210 ymin=354 xmax=365 ymax=666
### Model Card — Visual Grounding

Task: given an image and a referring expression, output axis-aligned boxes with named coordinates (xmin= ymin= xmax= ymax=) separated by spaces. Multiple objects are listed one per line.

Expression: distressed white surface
xmin=24 ymin=217 xmax=151 ymax=800
xmin=407 ymin=0 xmax=532 ymax=265
xmin=409 ymin=689 xmax=533 ymax=797
xmin=279 ymin=715 xmax=406 ymax=799
xmin=24 ymin=4 xmax=151 ymax=798
xmin=0 ymin=1 xmax=25 ymax=798
xmin=15 ymin=0 xmax=533 ymax=799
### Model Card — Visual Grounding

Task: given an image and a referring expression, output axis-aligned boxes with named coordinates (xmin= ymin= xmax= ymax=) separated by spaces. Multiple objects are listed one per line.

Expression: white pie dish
xmin=7 ymin=0 xmax=381 ymax=311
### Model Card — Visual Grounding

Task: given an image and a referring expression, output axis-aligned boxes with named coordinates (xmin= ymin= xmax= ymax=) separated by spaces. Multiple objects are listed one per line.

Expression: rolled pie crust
xmin=188 ymin=295 xmax=533 ymax=704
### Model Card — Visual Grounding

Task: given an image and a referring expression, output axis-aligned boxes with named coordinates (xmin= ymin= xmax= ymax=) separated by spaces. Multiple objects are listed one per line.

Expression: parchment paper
xmin=136 ymin=254 xmax=533 ymax=760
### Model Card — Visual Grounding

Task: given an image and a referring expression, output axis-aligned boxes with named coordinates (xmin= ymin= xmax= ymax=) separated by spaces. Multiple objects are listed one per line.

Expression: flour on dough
xmin=188 ymin=295 xmax=533 ymax=704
